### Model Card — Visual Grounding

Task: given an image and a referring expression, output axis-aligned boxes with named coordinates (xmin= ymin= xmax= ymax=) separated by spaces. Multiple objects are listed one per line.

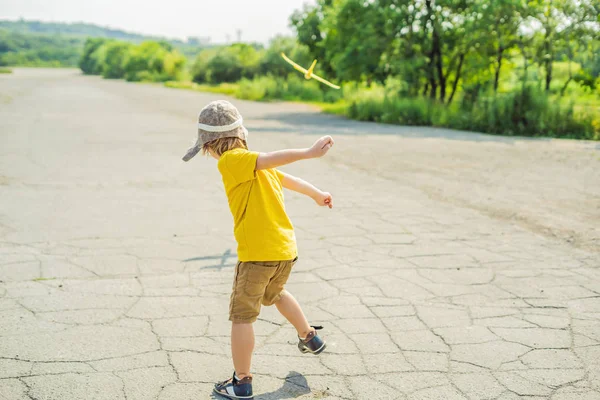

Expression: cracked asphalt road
xmin=1 ymin=68 xmax=599 ymax=400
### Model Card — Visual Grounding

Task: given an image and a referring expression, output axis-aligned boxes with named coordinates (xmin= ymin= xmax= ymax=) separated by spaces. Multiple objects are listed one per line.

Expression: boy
xmin=182 ymin=100 xmax=333 ymax=399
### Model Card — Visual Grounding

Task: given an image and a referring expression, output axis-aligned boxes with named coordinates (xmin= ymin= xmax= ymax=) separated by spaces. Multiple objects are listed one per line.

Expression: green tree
xmin=122 ymin=41 xmax=185 ymax=82
xmin=526 ymin=0 xmax=598 ymax=92
xmin=0 ymin=30 xmax=82 ymax=67
xmin=191 ymin=43 xmax=263 ymax=84
xmin=101 ymin=41 xmax=132 ymax=79
xmin=190 ymin=48 xmax=218 ymax=83
xmin=260 ymin=36 xmax=311 ymax=77
xmin=80 ymin=37 xmax=109 ymax=74
xmin=290 ymin=1 xmax=333 ymax=76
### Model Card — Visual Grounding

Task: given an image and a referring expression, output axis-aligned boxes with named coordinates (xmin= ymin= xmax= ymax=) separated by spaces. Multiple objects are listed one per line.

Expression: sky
xmin=0 ymin=0 xmax=315 ymax=44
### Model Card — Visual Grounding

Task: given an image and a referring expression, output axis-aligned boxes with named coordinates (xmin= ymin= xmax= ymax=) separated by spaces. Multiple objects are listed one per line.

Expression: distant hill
xmin=0 ymin=19 xmax=211 ymax=67
xmin=0 ymin=19 xmax=193 ymax=45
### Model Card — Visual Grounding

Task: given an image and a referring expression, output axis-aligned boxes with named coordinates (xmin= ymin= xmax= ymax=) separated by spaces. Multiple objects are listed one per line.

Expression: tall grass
xmin=345 ymin=86 xmax=598 ymax=140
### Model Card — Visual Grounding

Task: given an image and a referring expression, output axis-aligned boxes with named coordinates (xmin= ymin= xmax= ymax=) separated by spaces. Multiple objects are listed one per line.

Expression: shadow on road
xmin=252 ymin=111 xmax=551 ymax=144
xmin=210 ymin=372 xmax=312 ymax=400
xmin=258 ymin=371 xmax=312 ymax=399
xmin=183 ymin=249 xmax=238 ymax=271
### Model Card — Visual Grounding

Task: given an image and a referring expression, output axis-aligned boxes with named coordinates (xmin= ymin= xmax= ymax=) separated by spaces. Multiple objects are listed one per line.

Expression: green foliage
xmin=78 ymin=38 xmax=185 ymax=82
xmin=291 ymin=0 xmax=599 ymax=98
xmin=166 ymin=74 xmax=342 ymax=104
xmin=469 ymin=88 xmax=595 ymax=139
xmin=122 ymin=41 xmax=185 ymax=82
xmin=79 ymin=38 xmax=109 ymax=74
xmin=191 ymin=39 xmax=313 ymax=85
xmin=286 ymin=0 xmax=599 ymax=139
xmin=191 ymin=43 xmax=263 ymax=84
xmin=236 ymin=75 xmax=328 ymax=102
xmin=346 ymin=86 xmax=597 ymax=139
xmin=259 ymin=36 xmax=312 ymax=78
xmin=0 ymin=67 xmax=12 ymax=73
xmin=0 ymin=29 xmax=82 ymax=67
xmin=101 ymin=41 xmax=132 ymax=79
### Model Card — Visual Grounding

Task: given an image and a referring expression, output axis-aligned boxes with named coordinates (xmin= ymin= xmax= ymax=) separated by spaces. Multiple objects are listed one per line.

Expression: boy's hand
xmin=313 ymin=191 xmax=333 ymax=209
xmin=306 ymin=136 xmax=334 ymax=159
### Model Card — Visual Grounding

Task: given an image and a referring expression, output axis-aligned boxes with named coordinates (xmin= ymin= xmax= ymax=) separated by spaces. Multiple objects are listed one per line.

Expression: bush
xmin=79 ymin=39 xmax=185 ymax=82
xmin=80 ymin=38 xmax=109 ymax=74
xmin=189 ymin=48 xmax=216 ymax=83
xmin=101 ymin=41 xmax=131 ymax=79
xmin=284 ymin=74 xmax=324 ymax=101
xmin=345 ymin=86 xmax=597 ymax=139
xmin=465 ymin=87 xmax=595 ymax=138
xmin=122 ymin=42 xmax=161 ymax=81
xmin=122 ymin=41 xmax=185 ymax=82
xmin=235 ymin=75 xmax=332 ymax=102
xmin=191 ymin=44 xmax=263 ymax=84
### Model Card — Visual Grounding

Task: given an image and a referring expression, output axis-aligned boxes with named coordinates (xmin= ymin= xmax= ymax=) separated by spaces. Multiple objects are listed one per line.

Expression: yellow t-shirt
xmin=218 ymin=148 xmax=297 ymax=261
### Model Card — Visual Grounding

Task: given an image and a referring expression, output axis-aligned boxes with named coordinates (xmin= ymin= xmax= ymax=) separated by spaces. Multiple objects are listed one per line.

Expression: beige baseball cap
xmin=182 ymin=100 xmax=248 ymax=161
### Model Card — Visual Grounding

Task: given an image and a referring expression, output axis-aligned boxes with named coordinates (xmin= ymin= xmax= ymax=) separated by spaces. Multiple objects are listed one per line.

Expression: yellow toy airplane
xmin=281 ymin=52 xmax=340 ymax=89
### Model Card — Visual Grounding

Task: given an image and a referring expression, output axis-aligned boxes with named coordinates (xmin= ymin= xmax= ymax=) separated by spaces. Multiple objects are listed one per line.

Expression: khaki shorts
xmin=229 ymin=257 xmax=297 ymax=323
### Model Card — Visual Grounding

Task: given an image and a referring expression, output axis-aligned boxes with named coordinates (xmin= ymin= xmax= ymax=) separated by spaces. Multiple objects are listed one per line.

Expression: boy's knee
xmin=261 ymin=293 xmax=279 ymax=306
xmin=262 ymin=289 xmax=287 ymax=306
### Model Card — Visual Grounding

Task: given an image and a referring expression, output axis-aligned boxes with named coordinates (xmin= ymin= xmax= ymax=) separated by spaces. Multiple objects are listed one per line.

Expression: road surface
xmin=1 ymin=68 xmax=599 ymax=399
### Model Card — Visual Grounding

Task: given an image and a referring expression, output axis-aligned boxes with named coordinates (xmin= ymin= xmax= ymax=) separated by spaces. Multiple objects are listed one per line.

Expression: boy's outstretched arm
xmin=279 ymin=171 xmax=333 ymax=208
xmin=256 ymin=136 xmax=334 ymax=170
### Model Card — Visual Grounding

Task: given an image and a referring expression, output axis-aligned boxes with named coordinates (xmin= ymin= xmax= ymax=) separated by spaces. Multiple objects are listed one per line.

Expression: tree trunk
xmin=494 ymin=46 xmax=504 ymax=93
xmin=429 ymin=75 xmax=437 ymax=99
xmin=560 ymin=59 xmax=572 ymax=97
xmin=560 ymin=76 xmax=572 ymax=96
xmin=425 ymin=0 xmax=438 ymax=99
xmin=447 ymin=53 xmax=465 ymax=105
xmin=544 ymin=28 xmax=553 ymax=92
xmin=545 ymin=58 xmax=553 ymax=92
xmin=519 ymin=42 xmax=529 ymax=91
xmin=432 ymin=27 xmax=445 ymax=101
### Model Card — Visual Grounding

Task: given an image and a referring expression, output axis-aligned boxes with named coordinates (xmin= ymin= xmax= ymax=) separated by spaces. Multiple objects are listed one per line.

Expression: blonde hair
xmin=202 ymin=137 xmax=248 ymax=157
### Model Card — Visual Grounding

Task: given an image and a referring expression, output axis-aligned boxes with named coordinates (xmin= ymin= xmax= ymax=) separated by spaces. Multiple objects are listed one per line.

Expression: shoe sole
xmin=298 ymin=341 xmax=326 ymax=355
xmin=213 ymin=387 xmax=254 ymax=399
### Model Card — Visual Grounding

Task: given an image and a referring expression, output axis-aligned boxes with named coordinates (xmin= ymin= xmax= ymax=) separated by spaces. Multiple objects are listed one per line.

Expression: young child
xmin=182 ymin=100 xmax=333 ymax=399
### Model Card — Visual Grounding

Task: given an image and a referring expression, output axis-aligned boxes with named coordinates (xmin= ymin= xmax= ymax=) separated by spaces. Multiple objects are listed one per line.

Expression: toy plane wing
xmin=281 ymin=52 xmax=308 ymax=74
xmin=310 ymin=73 xmax=341 ymax=89
xmin=281 ymin=52 xmax=340 ymax=89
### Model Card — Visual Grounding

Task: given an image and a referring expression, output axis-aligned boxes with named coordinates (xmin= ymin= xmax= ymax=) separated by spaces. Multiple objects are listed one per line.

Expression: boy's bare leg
xmin=275 ymin=290 xmax=313 ymax=338
xmin=231 ymin=322 xmax=254 ymax=379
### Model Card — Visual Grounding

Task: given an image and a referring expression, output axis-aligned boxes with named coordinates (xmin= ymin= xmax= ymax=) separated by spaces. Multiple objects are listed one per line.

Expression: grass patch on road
xmin=0 ymin=67 xmax=12 ymax=74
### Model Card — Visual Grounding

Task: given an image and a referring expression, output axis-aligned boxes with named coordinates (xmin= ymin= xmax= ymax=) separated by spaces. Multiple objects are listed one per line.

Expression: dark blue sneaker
xmin=298 ymin=325 xmax=326 ymax=355
xmin=214 ymin=372 xmax=253 ymax=399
